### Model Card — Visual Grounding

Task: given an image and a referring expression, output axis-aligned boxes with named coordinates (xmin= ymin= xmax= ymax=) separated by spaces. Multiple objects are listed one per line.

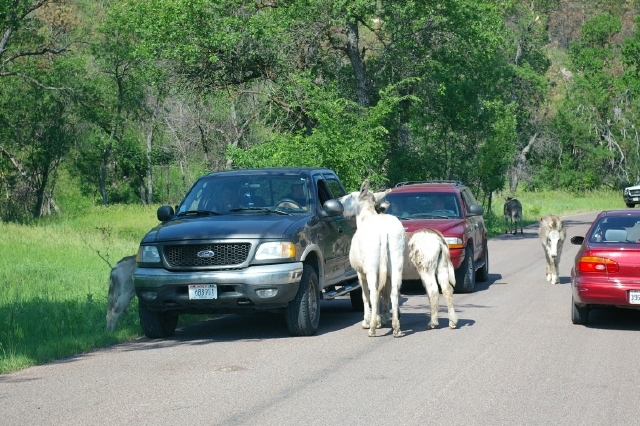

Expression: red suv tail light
xmin=577 ymin=256 xmax=619 ymax=273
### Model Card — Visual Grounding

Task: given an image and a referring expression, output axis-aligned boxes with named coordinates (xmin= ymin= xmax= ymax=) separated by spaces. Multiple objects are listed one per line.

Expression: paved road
xmin=2 ymin=211 xmax=640 ymax=425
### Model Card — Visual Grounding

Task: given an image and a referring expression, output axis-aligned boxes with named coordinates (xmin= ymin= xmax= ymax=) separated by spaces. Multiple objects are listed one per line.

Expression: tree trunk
xmin=345 ymin=20 xmax=370 ymax=107
xmin=509 ymin=132 xmax=538 ymax=193
xmin=145 ymin=115 xmax=155 ymax=204
xmin=100 ymin=145 xmax=110 ymax=206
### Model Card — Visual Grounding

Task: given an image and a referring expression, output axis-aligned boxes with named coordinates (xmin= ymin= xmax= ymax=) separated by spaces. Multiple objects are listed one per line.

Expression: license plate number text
xmin=189 ymin=284 xmax=217 ymax=300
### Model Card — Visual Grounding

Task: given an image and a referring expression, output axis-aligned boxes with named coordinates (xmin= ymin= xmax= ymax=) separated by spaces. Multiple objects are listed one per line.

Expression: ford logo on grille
xmin=197 ymin=250 xmax=215 ymax=258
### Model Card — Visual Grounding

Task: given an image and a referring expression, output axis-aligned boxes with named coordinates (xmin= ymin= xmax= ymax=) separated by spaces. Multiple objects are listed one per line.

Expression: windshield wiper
xmin=176 ymin=210 xmax=221 ymax=217
xmin=409 ymin=213 xmax=450 ymax=219
xmin=229 ymin=207 xmax=290 ymax=215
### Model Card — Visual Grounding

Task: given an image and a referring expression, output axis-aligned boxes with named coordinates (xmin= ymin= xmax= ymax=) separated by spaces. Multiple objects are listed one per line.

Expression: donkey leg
xmin=390 ymin=273 xmax=404 ymax=337
xmin=551 ymin=258 xmax=560 ymax=285
xmin=359 ymin=274 xmax=372 ymax=329
xmin=438 ymin=269 xmax=458 ymax=329
xmin=421 ymin=271 xmax=440 ymax=329
xmin=544 ymin=255 xmax=552 ymax=282
xmin=367 ymin=272 xmax=380 ymax=336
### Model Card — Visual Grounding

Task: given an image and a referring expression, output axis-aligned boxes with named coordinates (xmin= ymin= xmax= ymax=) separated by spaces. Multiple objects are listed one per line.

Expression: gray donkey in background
xmin=503 ymin=197 xmax=523 ymax=235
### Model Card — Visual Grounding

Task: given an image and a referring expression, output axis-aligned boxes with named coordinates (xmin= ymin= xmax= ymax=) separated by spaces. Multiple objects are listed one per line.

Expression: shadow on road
xmin=563 ymin=218 xmax=595 ymax=227
xmin=131 ymin=291 xmax=481 ymax=343
xmin=581 ymin=307 xmax=640 ymax=331
xmin=400 ymin=273 xmax=502 ymax=296
xmin=493 ymin=228 xmax=539 ymax=241
xmin=169 ymin=299 xmax=364 ymax=342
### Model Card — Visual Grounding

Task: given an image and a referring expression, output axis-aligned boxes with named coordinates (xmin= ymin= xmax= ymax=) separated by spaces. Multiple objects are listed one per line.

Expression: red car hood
xmin=400 ymin=218 xmax=466 ymax=235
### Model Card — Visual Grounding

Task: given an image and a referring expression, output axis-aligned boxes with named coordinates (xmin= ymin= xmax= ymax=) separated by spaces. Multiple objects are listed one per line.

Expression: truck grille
xmin=629 ymin=188 xmax=640 ymax=197
xmin=163 ymin=243 xmax=251 ymax=267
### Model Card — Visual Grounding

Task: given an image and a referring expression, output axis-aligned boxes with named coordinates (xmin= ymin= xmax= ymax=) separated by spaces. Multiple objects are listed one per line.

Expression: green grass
xmin=0 ymin=189 xmax=626 ymax=374
xmin=0 ymin=204 xmax=160 ymax=374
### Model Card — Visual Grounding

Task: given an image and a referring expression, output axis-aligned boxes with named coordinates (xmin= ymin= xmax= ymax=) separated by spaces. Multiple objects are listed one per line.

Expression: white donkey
xmin=340 ymin=180 xmax=405 ymax=337
xmin=538 ymin=215 xmax=566 ymax=285
xmin=106 ymin=255 xmax=137 ymax=331
xmin=407 ymin=229 xmax=458 ymax=329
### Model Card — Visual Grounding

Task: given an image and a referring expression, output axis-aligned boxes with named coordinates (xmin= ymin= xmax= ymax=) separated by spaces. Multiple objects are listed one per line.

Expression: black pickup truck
xmin=133 ymin=167 xmax=361 ymax=338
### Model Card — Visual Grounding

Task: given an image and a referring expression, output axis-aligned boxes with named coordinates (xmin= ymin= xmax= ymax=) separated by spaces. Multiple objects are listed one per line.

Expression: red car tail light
xmin=577 ymin=256 xmax=619 ymax=273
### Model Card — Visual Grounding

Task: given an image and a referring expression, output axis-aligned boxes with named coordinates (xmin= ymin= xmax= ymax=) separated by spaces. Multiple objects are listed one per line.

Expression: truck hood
xmin=400 ymin=218 xmax=466 ymax=235
xmin=141 ymin=214 xmax=307 ymax=243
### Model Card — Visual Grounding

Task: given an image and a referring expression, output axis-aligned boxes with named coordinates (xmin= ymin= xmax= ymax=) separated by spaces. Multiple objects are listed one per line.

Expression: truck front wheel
xmin=285 ymin=265 xmax=320 ymax=336
xmin=454 ymin=245 xmax=475 ymax=294
xmin=138 ymin=301 xmax=179 ymax=338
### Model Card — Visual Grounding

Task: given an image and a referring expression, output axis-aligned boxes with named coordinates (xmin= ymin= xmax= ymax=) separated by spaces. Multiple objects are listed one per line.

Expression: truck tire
xmin=138 ymin=301 xmax=179 ymax=338
xmin=350 ymin=287 xmax=364 ymax=311
xmin=475 ymin=241 xmax=489 ymax=282
xmin=285 ymin=264 xmax=320 ymax=336
xmin=454 ymin=245 xmax=475 ymax=293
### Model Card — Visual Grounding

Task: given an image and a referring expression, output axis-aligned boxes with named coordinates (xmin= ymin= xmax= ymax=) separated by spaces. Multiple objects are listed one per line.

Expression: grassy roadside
xmin=0 ymin=189 xmax=626 ymax=374
xmin=483 ymin=188 xmax=625 ymax=236
xmin=0 ymin=204 xmax=160 ymax=374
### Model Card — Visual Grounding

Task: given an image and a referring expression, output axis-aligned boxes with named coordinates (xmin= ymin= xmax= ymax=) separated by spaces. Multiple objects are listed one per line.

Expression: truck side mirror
xmin=468 ymin=204 xmax=484 ymax=216
xmin=322 ymin=199 xmax=344 ymax=217
xmin=157 ymin=205 xmax=175 ymax=222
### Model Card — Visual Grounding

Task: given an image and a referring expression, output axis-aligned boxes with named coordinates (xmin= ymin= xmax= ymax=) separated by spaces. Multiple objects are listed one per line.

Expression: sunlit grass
xmin=0 ymin=205 xmax=159 ymax=374
xmin=484 ymin=188 xmax=624 ymax=237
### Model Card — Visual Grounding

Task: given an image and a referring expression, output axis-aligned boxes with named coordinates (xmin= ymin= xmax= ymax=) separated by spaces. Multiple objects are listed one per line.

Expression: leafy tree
xmin=0 ymin=0 xmax=82 ymax=220
xmin=543 ymin=12 xmax=628 ymax=190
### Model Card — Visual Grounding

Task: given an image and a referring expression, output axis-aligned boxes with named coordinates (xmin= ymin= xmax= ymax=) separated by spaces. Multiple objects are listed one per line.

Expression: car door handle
xmin=337 ymin=226 xmax=343 ymax=234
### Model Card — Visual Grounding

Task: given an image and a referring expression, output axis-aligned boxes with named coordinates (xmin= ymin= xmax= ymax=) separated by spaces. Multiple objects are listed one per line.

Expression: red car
xmin=570 ymin=210 xmax=640 ymax=325
xmin=381 ymin=181 xmax=488 ymax=293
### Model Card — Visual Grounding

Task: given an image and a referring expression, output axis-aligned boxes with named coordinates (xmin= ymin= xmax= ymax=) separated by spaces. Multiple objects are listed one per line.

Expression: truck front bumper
xmin=133 ymin=263 xmax=303 ymax=312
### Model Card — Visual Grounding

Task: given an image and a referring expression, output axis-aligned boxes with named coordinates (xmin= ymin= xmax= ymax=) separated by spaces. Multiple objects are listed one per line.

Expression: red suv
xmin=381 ymin=181 xmax=489 ymax=293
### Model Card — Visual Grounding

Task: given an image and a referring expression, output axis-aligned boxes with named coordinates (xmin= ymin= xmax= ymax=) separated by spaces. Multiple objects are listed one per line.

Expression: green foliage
xmin=3 ymin=0 xmax=640 ymax=221
xmin=230 ymin=77 xmax=420 ymax=190
xmin=476 ymin=101 xmax=518 ymax=196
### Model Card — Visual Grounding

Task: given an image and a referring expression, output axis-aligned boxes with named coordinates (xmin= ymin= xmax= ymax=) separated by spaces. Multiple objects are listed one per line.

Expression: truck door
xmin=313 ymin=174 xmax=356 ymax=286
xmin=461 ymin=188 xmax=484 ymax=260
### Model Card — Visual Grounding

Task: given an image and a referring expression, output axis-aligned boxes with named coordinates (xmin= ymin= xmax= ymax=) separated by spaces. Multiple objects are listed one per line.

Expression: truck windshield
xmin=177 ymin=175 xmax=312 ymax=214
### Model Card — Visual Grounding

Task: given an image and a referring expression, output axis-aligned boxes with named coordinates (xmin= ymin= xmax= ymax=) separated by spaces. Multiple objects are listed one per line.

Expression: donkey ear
xmin=359 ymin=179 xmax=370 ymax=195
xmin=374 ymin=188 xmax=391 ymax=203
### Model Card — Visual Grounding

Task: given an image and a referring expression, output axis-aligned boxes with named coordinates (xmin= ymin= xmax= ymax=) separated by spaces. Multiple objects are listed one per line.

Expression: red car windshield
xmin=589 ymin=216 xmax=640 ymax=243
xmin=382 ymin=193 xmax=461 ymax=219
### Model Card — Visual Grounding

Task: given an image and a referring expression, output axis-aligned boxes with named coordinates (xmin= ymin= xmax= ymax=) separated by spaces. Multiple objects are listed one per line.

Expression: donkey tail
xmin=378 ymin=232 xmax=389 ymax=288
xmin=439 ymin=238 xmax=456 ymax=288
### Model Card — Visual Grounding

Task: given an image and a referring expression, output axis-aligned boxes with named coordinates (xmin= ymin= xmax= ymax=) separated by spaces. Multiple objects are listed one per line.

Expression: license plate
xmin=630 ymin=290 xmax=640 ymax=304
xmin=633 ymin=197 xmax=639 ymax=202
xmin=189 ymin=284 xmax=217 ymax=300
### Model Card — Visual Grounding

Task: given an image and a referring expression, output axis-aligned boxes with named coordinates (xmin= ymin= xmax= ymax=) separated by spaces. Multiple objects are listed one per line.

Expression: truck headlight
xmin=255 ymin=242 xmax=295 ymax=260
xmin=444 ymin=237 xmax=464 ymax=249
xmin=138 ymin=245 xmax=161 ymax=263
